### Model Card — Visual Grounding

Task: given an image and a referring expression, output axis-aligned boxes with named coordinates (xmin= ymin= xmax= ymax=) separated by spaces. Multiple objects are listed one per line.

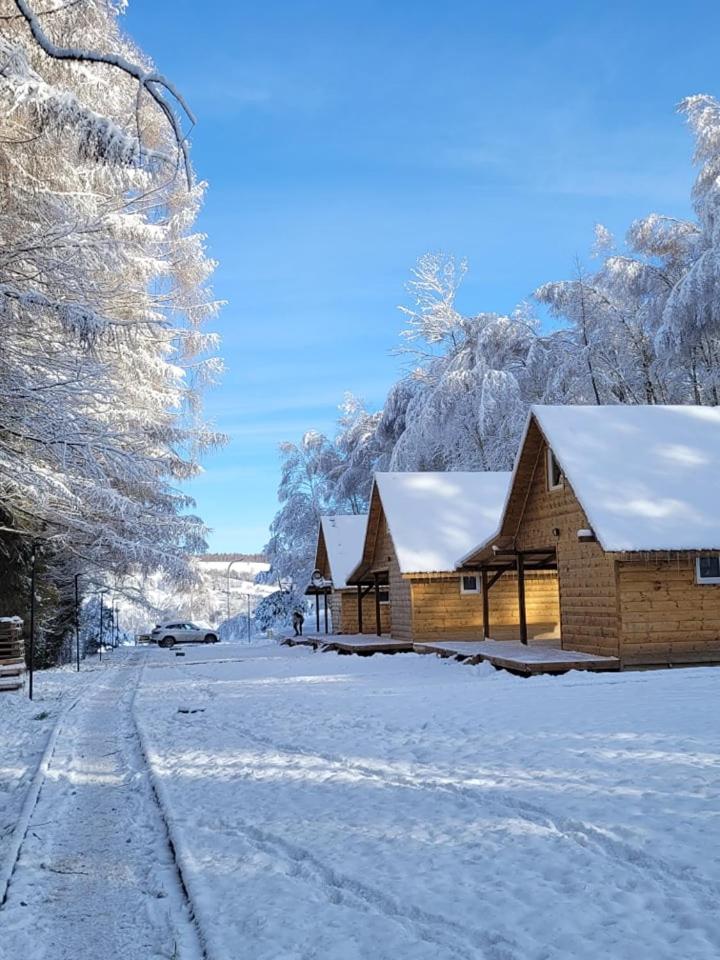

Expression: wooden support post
xmin=516 ymin=552 xmax=528 ymax=646
xmin=315 ymin=593 xmax=320 ymax=633
xmin=374 ymin=573 xmax=381 ymax=636
xmin=323 ymin=590 xmax=329 ymax=634
xmin=481 ymin=567 xmax=489 ymax=641
xmin=357 ymin=584 xmax=363 ymax=634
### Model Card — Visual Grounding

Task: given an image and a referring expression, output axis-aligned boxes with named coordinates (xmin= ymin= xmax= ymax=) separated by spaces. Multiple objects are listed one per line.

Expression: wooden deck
xmin=415 ymin=638 xmax=620 ymax=675
xmin=314 ymin=634 xmax=413 ymax=656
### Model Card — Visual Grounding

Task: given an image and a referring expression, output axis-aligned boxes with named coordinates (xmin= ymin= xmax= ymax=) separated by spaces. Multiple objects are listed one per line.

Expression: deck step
xmin=415 ymin=639 xmax=620 ymax=675
xmin=315 ymin=634 xmax=413 ymax=655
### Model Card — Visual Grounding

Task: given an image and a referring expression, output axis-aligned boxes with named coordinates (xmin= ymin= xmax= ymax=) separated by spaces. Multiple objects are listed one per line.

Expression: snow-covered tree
xmin=389 ymin=255 xmax=538 ymax=471
xmin=262 ymin=432 xmax=339 ymax=593
xmin=330 ymin=394 xmax=382 ymax=511
xmin=0 ymin=0 xmax=221 ymax=601
xmin=537 ymin=95 xmax=720 ymax=408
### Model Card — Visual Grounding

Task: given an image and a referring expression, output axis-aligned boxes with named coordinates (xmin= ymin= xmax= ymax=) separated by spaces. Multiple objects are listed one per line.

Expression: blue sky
xmin=125 ymin=0 xmax=719 ymax=552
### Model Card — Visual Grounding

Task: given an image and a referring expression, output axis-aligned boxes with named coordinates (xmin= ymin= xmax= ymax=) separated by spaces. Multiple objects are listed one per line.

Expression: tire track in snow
xmin=217 ymin=814 xmax=519 ymax=960
xmin=0 ymin=665 xmax=105 ymax=906
xmin=229 ymin=723 xmax=720 ymax=915
xmin=0 ymin=652 xmax=207 ymax=960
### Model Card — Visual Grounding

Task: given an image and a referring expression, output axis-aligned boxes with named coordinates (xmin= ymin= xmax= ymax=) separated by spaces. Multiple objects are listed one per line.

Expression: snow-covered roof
xmin=532 ymin=404 xmax=720 ymax=552
xmin=320 ymin=515 xmax=368 ymax=589
xmin=375 ymin=471 xmax=511 ymax=574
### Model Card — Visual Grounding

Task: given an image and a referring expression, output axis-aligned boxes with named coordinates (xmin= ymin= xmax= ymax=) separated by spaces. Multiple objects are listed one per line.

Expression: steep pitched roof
xmin=350 ymin=471 xmax=511 ymax=579
xmin=317 ymin=515 xmax=368 ymax=589
xmin=460 ymin=404 xmax=720 ymax=562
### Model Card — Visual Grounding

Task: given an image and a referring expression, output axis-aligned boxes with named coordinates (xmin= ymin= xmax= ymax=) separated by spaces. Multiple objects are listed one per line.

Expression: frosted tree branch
xmin=13 ymin=0 xmax=195 ymax=184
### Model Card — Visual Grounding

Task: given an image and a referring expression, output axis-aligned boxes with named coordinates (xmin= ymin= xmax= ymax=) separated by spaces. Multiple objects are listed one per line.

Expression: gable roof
xmin=317 ymin=515 xmax=368 ymax=589
xmin=536 ymin=404 xmax=720 ymax=551
xmin=461 ymin=404 xmax=720 ymax=562
xmin=350 ymin=471 xmax=511 ymax=579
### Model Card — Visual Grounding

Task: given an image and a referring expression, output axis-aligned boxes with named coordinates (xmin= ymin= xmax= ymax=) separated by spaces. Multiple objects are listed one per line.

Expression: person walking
xmin=292 ymin=609 xmax=305 ymax=637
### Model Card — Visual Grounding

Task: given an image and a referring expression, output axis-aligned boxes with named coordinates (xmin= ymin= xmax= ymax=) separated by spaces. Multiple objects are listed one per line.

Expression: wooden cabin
xmin=307 ymin=515 xmax=385 ymax=634
xmin=460 ymin=405 xmax=720 ymax=667
xmin=347 ymin=472 xmax=559 ymax=644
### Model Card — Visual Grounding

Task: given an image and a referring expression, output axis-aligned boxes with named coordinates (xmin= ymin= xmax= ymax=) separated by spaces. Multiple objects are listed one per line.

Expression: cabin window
xmin=546 ymin=448 xmax=564 ymax=491
xmin=378 ymin=589 xmax=390 ymax=604
xmin=460 ymin=575 xmax=480 ymax=595
xmin=696 ymin=555 xmax=720 ymax=585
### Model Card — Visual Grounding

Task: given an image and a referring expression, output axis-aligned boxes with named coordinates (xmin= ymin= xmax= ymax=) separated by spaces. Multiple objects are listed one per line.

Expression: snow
xmin=533 ymin=405 xmax=720 ymax=551
xmin=419 ymin=638 xmax=619 ymax=665
xmin=374 ymin=471 xmax=511 ymax=574
xmin=1 ymin=652 xmax=203 ymax=959
xmin=319 ymin=633 xmax=413 ymax=650
xmin=117 ymin=558 xmax=275 ymax=638
xmin=0 ymin=664 xmax=95 ymax=885
xmin=131 ymin=643 xmax=720 ymax=960
xmin=196 ymin=559 xmax=270 ymax=576
xmin=320 ymin=515 xmax=368 ymax=588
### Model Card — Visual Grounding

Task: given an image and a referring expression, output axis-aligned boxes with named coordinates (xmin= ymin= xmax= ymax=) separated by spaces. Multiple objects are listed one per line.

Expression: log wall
xmin=618 ymin=556 xmax=720 ymax=664
xmin=512 ymin=423 xmax=620 ymax=656
xmin=331 ymin=590 xmax=391 ymax=635
xmin=410 ymin=572 xmax=560 ymax=641
xmin=369 ymin=514 xmax=410 ymax=640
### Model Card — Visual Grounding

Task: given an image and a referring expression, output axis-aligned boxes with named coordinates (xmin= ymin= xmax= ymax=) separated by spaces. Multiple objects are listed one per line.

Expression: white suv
xmin=151 ymin=621 xmax=219 ymax=648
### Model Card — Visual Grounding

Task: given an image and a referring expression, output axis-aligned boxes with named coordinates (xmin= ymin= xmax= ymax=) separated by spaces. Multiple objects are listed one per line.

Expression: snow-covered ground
xmin=2 ymin=644 xmax=719 ymax=959
xmin=0 ymin=663 xmax=97 ymax=885
xmin=133 ymin=644 xmax=720 ymax=960
xmin=0 ymin=652 xmax=202 ymax=960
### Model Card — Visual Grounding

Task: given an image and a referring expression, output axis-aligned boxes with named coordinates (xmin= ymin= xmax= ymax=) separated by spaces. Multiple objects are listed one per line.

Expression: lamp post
xmin=225 ymin=559 xmax=242 ymax=622
xmin=98 ymin=589 xmax=108 ymax=662
xmin=74 ymin=572 xmax=81 ymax=672
xmin=241 ymin=593 xmax=253 ymax=642
xmin=28 ymin=545 xmax=37 ymax=701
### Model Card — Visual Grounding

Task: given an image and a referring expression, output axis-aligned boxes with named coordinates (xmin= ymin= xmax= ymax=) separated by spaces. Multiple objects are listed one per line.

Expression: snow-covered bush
xmin=254 ymin=591 xmax=301 ymax=636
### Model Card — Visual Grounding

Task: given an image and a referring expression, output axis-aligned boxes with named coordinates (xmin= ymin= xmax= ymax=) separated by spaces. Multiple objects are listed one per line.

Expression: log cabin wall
xmin=617 ymin=556 xmax=720 ymax=665
xmin=410 ymin=574 xmax=485 ymax=641
xmin=512 ymin=422 xmax=620 ymax=656
xmin=329 ymin=592 xmax=342 ymax=632
xmin=369 ymin=513 xmax=411 ymax=640
xmin=334 ymin=590 xmax=391 ymax=635
xmin=410 ymin=571 xmax=559 ymax=642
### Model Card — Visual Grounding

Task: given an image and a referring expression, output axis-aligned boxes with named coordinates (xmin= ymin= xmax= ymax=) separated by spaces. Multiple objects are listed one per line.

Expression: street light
xmin=98 ymin=589 xmax=108 ymax=662
xmin=226 ymin=559 xmax=241 ymax=621
xmin=74 ymin=572 xmax=81 ymax=672
xmin=28 ymin=544 xmax=37 ymax=701
xmin=240 ymin=593 xmax=253 ymax=642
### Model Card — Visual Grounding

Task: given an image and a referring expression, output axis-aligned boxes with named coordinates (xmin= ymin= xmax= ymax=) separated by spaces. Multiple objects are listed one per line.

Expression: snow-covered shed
xmin=347 ymin=472 xmax=559 ymax=643
xmin=460 ymin=405 xmax=720 ymax=666
xmin=309 ymin=515 xmax=370 ymax=634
